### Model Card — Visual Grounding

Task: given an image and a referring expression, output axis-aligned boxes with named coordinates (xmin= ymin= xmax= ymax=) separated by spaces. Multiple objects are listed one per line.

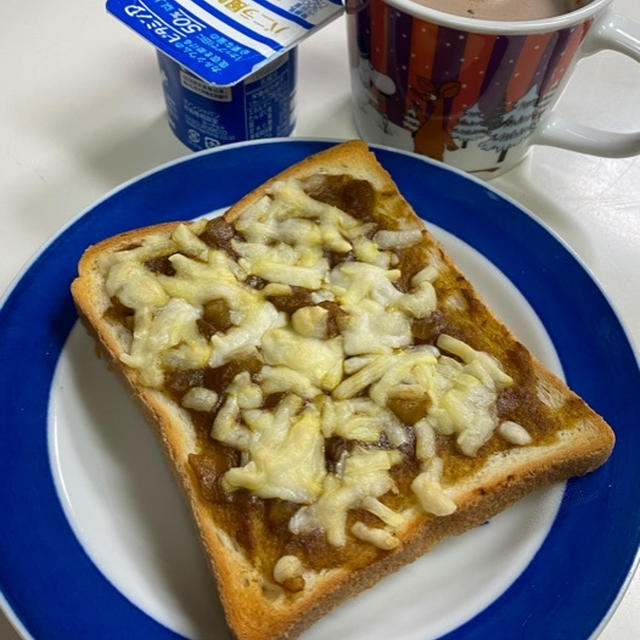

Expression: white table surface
xmin=1 ymin=0 xmax=638 ymax=638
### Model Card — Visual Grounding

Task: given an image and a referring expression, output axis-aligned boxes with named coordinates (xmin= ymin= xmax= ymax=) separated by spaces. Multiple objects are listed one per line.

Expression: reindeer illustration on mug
xmin=409 ymin=77 xmax=461 ymax=161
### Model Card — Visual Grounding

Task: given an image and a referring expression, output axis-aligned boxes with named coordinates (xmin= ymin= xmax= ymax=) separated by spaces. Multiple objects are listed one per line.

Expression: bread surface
xmin=71 ymin=140 xmax=614 ymax=640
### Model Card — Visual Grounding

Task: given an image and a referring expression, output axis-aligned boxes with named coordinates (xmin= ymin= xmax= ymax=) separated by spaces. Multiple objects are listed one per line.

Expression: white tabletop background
xmin=1 ymin=0 xmax=638 ymax=638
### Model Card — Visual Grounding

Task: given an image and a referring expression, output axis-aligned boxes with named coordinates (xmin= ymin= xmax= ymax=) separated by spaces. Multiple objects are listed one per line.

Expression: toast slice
xmin=71 ymin=140 xmax=614 ymax=640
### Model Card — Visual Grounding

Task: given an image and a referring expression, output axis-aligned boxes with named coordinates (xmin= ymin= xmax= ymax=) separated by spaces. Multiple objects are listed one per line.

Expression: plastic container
xmin=157 ymin=49 xmax=297 ymax=151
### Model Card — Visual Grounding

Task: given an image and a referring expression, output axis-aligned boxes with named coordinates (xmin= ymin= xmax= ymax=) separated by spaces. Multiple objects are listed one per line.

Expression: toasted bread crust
xmin=71 ymin=141 xmax=614 ymax=640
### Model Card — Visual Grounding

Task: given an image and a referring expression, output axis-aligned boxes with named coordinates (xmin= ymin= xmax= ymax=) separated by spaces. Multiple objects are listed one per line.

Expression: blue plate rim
xmin=0 ymin=137 xmax=638 ymax=640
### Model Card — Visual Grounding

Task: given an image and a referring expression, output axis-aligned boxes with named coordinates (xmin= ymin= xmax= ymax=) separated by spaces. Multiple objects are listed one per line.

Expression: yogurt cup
xmin=157 ymin=49 xmax=297 ymax=151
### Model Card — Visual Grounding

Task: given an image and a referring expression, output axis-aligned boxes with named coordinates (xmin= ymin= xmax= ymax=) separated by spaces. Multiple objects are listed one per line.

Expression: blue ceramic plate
xmin=0 ymin=140 xmax=638 ymax=640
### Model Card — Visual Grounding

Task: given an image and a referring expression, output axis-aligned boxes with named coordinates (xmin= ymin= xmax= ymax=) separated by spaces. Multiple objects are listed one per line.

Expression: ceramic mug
xmin=346 ymin=0 xmax=640 ymax=177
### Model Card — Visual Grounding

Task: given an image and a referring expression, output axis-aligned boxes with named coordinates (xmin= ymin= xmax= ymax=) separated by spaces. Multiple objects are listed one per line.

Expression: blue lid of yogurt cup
xmin=106 ymin=0 xmax=343 ymax=86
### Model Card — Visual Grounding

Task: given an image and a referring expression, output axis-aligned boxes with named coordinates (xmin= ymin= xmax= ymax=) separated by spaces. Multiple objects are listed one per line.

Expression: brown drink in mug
xmin=347 ymin=0 xmax=640 ymax=177
xmin=410 ymin=0 xmax=585 ymax=21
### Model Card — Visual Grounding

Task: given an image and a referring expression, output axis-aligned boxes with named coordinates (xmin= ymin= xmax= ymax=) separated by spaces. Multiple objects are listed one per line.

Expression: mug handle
xmin=532 ymin=11 xmax=640 ymax=156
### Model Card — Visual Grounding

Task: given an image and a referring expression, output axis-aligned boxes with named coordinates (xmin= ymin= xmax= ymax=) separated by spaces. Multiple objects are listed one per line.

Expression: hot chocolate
xmin=411 ymin=0 xmax=587 ymax=21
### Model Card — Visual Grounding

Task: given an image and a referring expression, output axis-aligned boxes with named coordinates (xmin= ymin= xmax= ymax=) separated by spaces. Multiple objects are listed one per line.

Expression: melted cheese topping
xmin=261 ymin=329 xmax=343 ymax=390
xmin=222 ymin=397 xmax=326 ymax=503
xmin=102 ymin=176 xmax=515 ymax=556
xmin=288 ymin=448 xmax=402 ymax=547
